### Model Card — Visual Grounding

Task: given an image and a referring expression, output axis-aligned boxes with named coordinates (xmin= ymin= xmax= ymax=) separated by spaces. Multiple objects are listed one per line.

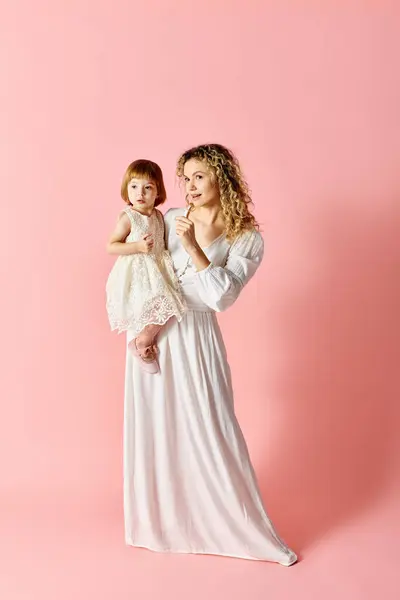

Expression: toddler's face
xmin=183 ymin=159 xmax=220 ymax=208
xmin=127 ymin=178 xmax=158 ymax=214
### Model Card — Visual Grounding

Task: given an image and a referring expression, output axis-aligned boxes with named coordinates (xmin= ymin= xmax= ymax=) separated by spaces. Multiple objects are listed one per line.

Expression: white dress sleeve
xmin=195 ymin=229 xmax=264 ymax=312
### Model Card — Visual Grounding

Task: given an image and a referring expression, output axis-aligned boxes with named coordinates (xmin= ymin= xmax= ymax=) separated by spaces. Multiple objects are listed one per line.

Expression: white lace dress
xmin=123 ymin=207 xmax=297 ymax=565
xmin=106 ymin=207 xmax=185 ymax=338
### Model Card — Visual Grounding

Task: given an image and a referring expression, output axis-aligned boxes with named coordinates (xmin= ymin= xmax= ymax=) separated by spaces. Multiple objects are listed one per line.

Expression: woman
xmin=123 ymin=143 xmax=297 ymax=565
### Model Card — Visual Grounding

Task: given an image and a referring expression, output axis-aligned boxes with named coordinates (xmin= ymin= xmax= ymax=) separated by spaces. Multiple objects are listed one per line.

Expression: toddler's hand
xmin=138 ymin=233 xmax=154 ymax=254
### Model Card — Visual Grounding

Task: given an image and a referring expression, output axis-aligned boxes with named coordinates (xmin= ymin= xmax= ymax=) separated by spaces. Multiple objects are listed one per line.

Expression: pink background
xmin=1 ymin=1 xmax=399 ymax=598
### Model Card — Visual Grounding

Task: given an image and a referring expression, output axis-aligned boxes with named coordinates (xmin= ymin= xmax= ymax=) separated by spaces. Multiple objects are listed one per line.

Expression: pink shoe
xmin=129 ymin=339 xmax=159 ymax=374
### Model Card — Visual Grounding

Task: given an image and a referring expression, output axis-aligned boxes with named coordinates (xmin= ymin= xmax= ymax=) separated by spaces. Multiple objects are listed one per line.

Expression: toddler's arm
xmin=106 ymin=213 xmax=153 ymax=255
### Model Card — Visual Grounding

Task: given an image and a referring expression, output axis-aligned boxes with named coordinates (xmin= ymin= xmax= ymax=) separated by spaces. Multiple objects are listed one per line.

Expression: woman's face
xmin=183 ymin=159 xmax=220 ymax=208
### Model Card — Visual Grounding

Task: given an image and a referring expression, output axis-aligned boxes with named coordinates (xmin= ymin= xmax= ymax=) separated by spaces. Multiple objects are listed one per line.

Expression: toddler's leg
xmin=136 ymin=324 xmax=163 ymax=353
xmin=128 ymin=324 xmax=163 ymax=374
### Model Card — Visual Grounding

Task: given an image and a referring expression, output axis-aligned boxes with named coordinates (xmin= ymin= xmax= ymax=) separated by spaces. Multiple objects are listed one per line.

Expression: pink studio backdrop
xmin=0 ymin=1 xmax=399 ymax=599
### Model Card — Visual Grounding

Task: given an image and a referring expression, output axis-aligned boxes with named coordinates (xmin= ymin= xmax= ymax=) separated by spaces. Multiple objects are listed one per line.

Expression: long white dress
xmin=123 ymin=207 xmax=297 ymax=565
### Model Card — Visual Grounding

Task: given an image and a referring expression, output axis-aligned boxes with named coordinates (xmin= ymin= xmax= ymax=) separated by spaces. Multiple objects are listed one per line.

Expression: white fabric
xmin=123 ymin=207 xmax=297 ymax=564
xmin=106 ymin=207 xmax=185 ymax=337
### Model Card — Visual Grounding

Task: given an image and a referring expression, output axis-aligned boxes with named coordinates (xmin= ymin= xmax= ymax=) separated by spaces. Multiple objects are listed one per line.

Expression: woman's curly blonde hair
xmin=176 ymin=143 xmax=260 ymax=241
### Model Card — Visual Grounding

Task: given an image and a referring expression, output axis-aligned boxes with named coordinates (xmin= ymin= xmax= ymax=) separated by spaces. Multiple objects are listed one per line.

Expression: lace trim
xmin=107 ymin=294 xmax=185 ymax=337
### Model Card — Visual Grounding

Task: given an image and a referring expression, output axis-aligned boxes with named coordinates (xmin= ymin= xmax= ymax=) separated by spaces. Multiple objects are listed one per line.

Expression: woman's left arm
xmin=195 ymin=230 xmax=264 ymax=312
xmin=175 ymin=216 xmax=264 ymax=312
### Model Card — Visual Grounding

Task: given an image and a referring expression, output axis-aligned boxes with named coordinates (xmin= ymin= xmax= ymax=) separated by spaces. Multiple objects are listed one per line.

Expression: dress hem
xmin=125 ymin=539 xmax=297 ymax=566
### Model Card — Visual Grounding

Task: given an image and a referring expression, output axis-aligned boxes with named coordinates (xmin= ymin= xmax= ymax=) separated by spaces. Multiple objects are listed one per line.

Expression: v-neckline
xmin=201 ymin=232 xmax=226 ymax=250
xmin=178 ymin=207 xmax=226 ymax=250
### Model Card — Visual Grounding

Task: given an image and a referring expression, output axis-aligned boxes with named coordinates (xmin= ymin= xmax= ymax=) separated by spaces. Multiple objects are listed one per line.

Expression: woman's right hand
xmin=138 ymin=233 xmax=154 ymax=254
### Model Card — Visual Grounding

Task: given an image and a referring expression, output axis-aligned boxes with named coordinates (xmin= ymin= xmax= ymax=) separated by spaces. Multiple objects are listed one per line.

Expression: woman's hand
xmin=175 ymin=216 xmax=200 ymax=254
xmin=175 ymin=215 xmax=211 ymax=272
